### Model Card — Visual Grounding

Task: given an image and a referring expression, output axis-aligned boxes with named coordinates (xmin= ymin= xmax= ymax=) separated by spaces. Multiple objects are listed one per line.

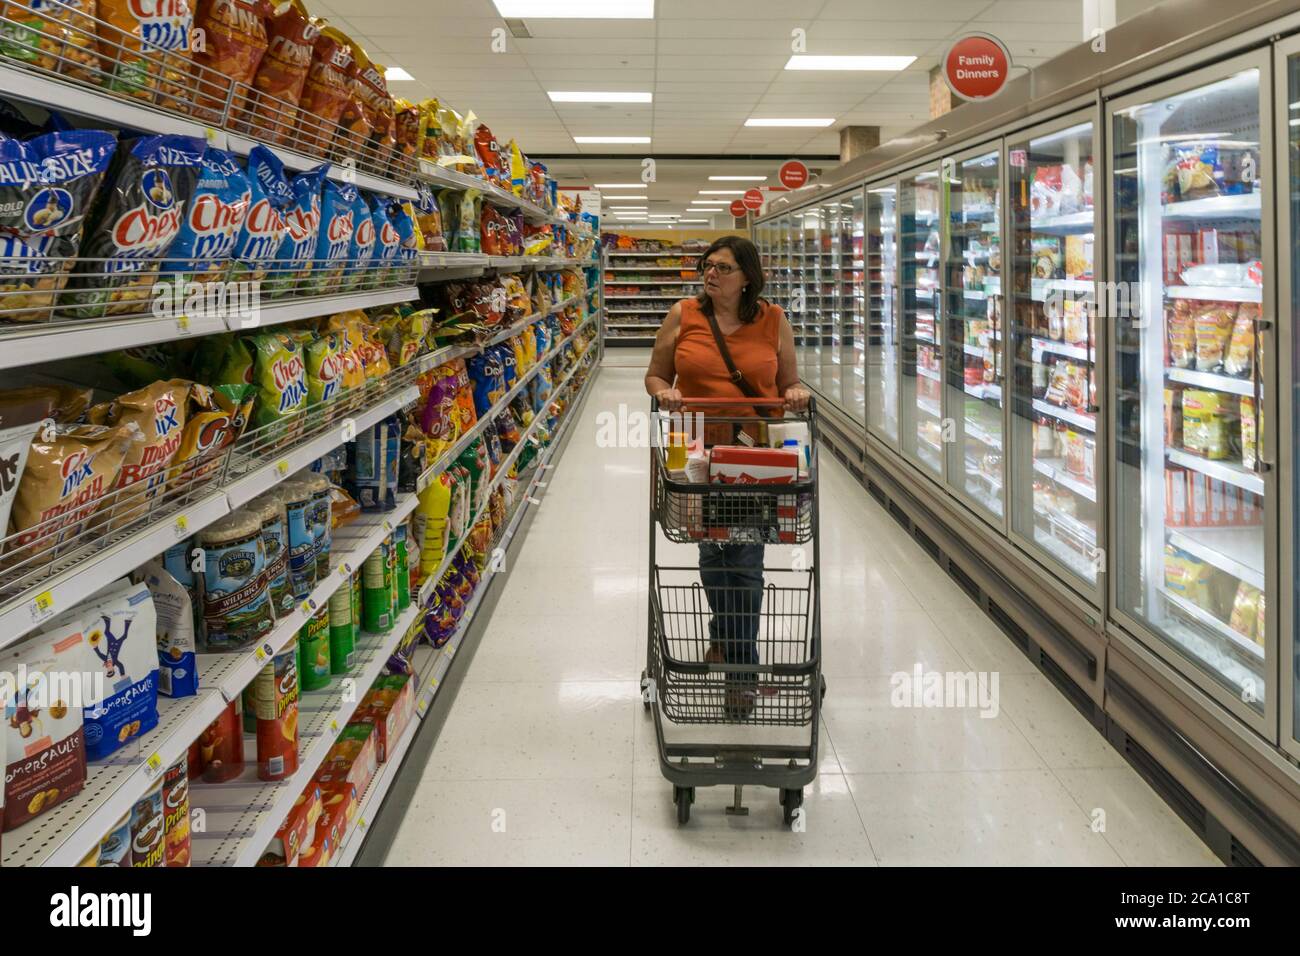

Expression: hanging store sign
xmin=944 ymin=33 xmax=1012 ymax=101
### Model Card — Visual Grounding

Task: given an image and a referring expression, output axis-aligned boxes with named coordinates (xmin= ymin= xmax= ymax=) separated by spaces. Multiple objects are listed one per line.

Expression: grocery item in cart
xmin=245 ymin=0 xmax=316 ymax=141
xmin=8 ymin=420 xmax=142 ymax=557
xmin=97 ymin=0 xmax=194 ymax=110
xmin=88 ymin=378 xmax=191 ymax=519
xmin=68 ymin=134 xmax=205 ymax=319
xmin=160 ymin=147 xmax=251 ymax=285
xmin=196 ymin=508 xmax=274 ymax=649
xmin=253 ymin=641 xmax=298 ymax=780
xmin=162 ymin=757 xmax=190 ymax=866
xmin=2 ymin=623 xmax=87 ymax=831
xmin=68 ymin=577 xmax=159 ymax=760
xmin=307 ymin=177 xmax=356 ymax=294
xmin=267 ymin=161 xmax=326 ymax=296
xmin=140 ymin=559 xmax=199 ymax=697
xmin=129 ymin=778 xmax=165 ymax=866
xmin=0 ymin=128 xmax=117 ymax=323
xmin=192 ymin=0 xmax=271 ymax=122
xmin=298 ymin=24 xmax=353 ymax=152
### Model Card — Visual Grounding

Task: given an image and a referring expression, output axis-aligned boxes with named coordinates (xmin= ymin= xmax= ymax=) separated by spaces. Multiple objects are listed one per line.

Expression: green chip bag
xmin=250 ymin=331 xmax=309 ymax=430
xmin=305 ymin=332 xmax=346 ymax=406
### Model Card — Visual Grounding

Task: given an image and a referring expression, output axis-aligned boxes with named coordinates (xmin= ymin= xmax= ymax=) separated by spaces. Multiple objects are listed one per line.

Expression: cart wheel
xmin=781 ymin=789 xmax=803 ymax=826
xmin=641 ymin=671 xmax=652 ymax=711
xmin=673 ymin=786 xmax=692 ymax=824
xmin=820 ymin=675 xmax=827 ymax=703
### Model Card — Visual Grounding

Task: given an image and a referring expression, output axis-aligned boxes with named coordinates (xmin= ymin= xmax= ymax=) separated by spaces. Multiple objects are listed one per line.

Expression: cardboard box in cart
xmin=705 ymin=446 xmax=801 ymax=543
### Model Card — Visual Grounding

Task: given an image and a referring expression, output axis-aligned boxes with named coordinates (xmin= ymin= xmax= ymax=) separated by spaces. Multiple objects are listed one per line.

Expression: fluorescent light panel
xmin=699 ymin=190 xmax=744 ymax=195
xmin=785 ymin=55 xmax=915 ymax=71
xmin=603 ymin=195 xmax=647 ymax=200
xmin=384 ymin=67 xmax=415 ymax=81
xmin=492 ymin=0 xmax=653 ymax=17
xmin=573 ymin=136 xmax=650 ymax=143
xmin=708 ymin=175 xmax=767 ymax=181
xmin=594 ymin=183 xmax=646 ymax=189
xmin=744 ymin=118 xmax=834 ymax=127
xmin=549 ymin=91 xmax=652 ymax=103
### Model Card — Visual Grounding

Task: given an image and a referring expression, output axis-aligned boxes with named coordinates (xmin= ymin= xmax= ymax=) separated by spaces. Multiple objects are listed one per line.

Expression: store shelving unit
xmin=602 ymin=244 xmax=701 ymax=346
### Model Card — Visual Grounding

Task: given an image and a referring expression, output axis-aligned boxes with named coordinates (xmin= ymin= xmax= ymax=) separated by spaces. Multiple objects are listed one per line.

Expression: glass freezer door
xmin=867 ymin=185 xmax=900 ymax=446
xmin=1008 ymin=120 xmax=1101 ymax=594
xmin=800 ymin=208 xmax=822 ymax=394
xmin=842 ymin=193 xmax=866 ymax=422
xmin=819 ymin=198 xmax=845 ymax=408
xmin=899 ymin=169 xmax=944 ymax=478
xmin=1112 ymin=64 xmax=1271 ymax=720
xmin=944 ymin=150 xmax=1005 ymax=522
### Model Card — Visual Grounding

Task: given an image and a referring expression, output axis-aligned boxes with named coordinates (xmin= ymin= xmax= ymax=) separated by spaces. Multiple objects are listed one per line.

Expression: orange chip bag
xmin=168 ymin=381 xmax=255 ymax=487
xmin=97 ymin=0 xmax=194 ymax=111
xmin=348 ymin=43 xmax=395 ymax=162
xmin=245 ymin=0 xmax=318 ymax=142
xmin=298 ymin=24 xmax=353 ymax=153
xmin=192 ymin=0 xmax=271 ymax=123
xmin=9 ymin=421 xmax=143 ymax=558
xmin=0 ymin=0 xmax=101 ymax=83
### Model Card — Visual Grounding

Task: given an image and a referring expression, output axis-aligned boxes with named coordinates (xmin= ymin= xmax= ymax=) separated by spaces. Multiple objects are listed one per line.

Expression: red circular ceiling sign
xmin=778 ymin=160 xmax=808 ymax=190
xmin=729 ymin=199 xmax=747 ymax=217
xmin=944 ymin=33 xmax=1011 ymax=101
xmin=742 ymin=188 xmax=764 ymax=211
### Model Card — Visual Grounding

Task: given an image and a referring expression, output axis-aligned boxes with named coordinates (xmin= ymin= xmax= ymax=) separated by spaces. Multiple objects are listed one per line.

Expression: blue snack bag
xmin=369 ymin=194 xmax=401 ymax=282
xmin=341 ymin=186 xmax=375 ymax=291
xmin=268 ymin=162 xmax=327 ymax=297
xmin=306 ymin=177 xmax=355 ymax=294
xmin=390 ymin=199 xmax=418 ymax=264
xmin=233 ymin=145 xmax=293 ymax=283
xmin=161 ymin=146 xmax=251 ymax=284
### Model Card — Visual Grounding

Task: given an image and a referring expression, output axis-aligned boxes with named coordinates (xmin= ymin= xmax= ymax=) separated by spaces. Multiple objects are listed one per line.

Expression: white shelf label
xmin=28 ymin=590 xmax=55 ymax=626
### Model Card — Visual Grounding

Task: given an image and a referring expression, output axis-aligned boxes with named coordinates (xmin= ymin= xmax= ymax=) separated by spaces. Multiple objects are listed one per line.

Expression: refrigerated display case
xmin=1284 ymin=38 xmax=1300 ymax=763
xmin=944 ymin=148 xmax=1006 ymax=524
xmin=833 ymin=193 xmax=866 ymax=421
xmin=817 ymin=198 xmax=843 ymax=401
xmin=900 ymin=168 xmax=944 ymax=478
xmin=1110 ymin=56 xmax=1273 ymax=730
xmin=1008 ymin=116 xmax=1102 ymax=596
xmin=867 ymin=186 xmax=900 ymax=445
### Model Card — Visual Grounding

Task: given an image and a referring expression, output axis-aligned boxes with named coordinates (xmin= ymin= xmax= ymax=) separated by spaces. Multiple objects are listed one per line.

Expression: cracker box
xmin=707 ymin=446 xmax=799 ymax=485
xmin=271 ymin=782 xmax=320 ymax=866
xmin=296 ymin=830 xmax=331 ymax=867
xmin=316 ymin=780 xmax=359 ymax=844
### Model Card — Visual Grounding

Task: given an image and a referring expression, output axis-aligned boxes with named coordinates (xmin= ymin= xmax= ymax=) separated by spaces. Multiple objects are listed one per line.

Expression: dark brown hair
xmin=695 ymin=235 xmax=767 ymax=324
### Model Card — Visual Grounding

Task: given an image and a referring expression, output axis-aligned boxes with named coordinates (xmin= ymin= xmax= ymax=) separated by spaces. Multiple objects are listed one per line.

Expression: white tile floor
xmin=384 ymin=366 xmax=1221 ymax=867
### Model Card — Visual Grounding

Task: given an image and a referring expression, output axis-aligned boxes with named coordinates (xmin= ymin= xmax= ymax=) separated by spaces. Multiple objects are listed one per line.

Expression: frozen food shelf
xmin=1166 ymin=449 xmax=1265 ymax=497
xmin=917 ymin=397 xmax=942 ymax=418
xmin=1029 ymin=277 xmax=1094 ymax=302
xmin=965 ymin=382 xmax=1002 ymax=403
xmin=1165 ymin=367 xmax=1256 ymax=397
xmin=1032 ymin=337 xmax=1091 ymax=362
xmin=189 ymin=601 xmax=422 ymax=868
xmin=1033 ymin=457 xmax=1097 ymax=502
xmin=1032 ymin=399 xmax=1096 ymax=432
xmin=1160 ymin=588 xmax=1264 ymax=662
xmin=965 ymin=343 xmax=992 ymax=358
xmin=917 ymin=365 xmax=942 ymax=383
xmin=965 ymin=421 xmax=1002 ymax=450
xmin=1033 ymin=527 xmax=1098 ymax=582
xmin=964 ymin=459 xmax=1003 ymax=492
xmin=1040 ymin=506 xmax=1097 ymax=549
xmin=1165 ymin=285 xmax=1262 ymax=303
xmin=1032 ymin=210 xmax=1096 ymax=234
xmin=1168 ymin=526 xmax=1265 ymax=592
xmin=1162 ymin=193 xmax=1261 ymax=220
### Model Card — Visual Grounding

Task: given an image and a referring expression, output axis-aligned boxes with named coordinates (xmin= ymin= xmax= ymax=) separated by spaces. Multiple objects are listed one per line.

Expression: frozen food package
xmin=0 ymin=128 xmax=117 ymax=323
xmin=266 ymin=161 xmax=326 ymax=297
xmin=1229 ymin=581 xmax=1261 ymax=641
xmin=8 ymin=421 xmax=142 ymax=559
xmin=196 ymin=508 xmax=275 ymax=650
xmin=1241 ymin=396 xmax=1257 ymax=470
xmin=68 ymin=134 xmax=206 ymax=319
xmin=97 ymin=0 xmax=194 ymax=110
xmin=2 ymin=623 xmax=89 ymax=832
xmin=1224 ymin=303 xmax=1257 ymax=378
xmin=1166 ymin=301 xmax=1195 ymax=369
xmin=159 ymin=147 xmax=251 ymax=285
xmin=245 ymin=0 xmax=318 ymax=141
xmin=1180 ymin=262 xmax=1261 ymax=288
xmin=1163 ymin=544 xmax=1213 ymax=610
xmin=192 ymin=0 xmax=270 ymax=122
xmin=1193 ymin=303 xmax=1236 ymax=373
xmin=1182 ymin=389 xmax=1232 ymax=460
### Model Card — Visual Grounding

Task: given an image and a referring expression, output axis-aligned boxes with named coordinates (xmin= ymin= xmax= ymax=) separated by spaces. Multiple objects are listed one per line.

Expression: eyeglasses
xmin=699 ymin=259 xmax=738 ymax=276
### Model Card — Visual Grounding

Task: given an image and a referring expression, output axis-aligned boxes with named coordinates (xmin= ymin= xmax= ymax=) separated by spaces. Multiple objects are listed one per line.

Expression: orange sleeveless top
xmin=674 ymin=297 xmax=783 ymax=416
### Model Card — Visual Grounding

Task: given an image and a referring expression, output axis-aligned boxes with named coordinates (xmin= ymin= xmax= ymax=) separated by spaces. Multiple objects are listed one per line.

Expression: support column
xmin=839 ymin=125 xmax=880 ymax=162
xmin=929 ymin=65 xmax=952 ymax=119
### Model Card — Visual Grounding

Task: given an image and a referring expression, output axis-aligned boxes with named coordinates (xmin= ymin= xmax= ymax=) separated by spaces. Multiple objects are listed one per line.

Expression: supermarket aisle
xmin=385 ymin=366 xmax=1220 ymax=866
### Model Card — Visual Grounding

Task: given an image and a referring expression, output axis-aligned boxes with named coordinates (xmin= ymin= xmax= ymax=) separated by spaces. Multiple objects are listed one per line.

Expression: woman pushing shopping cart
xmin=643 ymin=236 xmax=823 ymax=826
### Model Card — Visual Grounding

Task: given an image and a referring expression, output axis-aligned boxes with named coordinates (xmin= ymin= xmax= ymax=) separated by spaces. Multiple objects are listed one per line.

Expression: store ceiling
xmin=310 ymin=0 xmax=1124 ymax=223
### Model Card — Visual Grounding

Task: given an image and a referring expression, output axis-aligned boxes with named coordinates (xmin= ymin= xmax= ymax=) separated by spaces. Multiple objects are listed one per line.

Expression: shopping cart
xmin=642 ymin=396 xmax=824 ymax=827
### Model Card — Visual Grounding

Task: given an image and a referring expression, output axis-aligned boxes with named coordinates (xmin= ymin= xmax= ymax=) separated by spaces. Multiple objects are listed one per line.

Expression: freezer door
xmin=867 ymin=184 xmax=901 ymax=446
xmin=842 ymin=192 xmax=867 ymax=423
xmin=819 ymin=197 xmax=846 ymax=409
xmin=944 ymin=148 xmax=1006 ymax=523
xmin=1110 ymin=59 xmax=1274 ymax=730
xmin=1008 ymin=119 xmax=1102 ymax=595
xmin=899 ymin=168 xmax=944 ymax=478
xmin=1282 ymin=44 xmax=1300 ymax=759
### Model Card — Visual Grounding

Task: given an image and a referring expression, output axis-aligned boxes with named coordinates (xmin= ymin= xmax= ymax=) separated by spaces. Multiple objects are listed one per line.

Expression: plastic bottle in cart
xmin=784 ymin=439 xmax=808 ymax=479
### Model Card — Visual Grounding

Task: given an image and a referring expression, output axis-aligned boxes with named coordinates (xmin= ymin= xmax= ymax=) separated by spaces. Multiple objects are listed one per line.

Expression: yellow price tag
xmin=329 ymin=719 xmax=340 ymax=734
xmin=301 ymin=600 xmax=313 ymax=615
xmin=276 ymin=459 xmax=290 ymax=476
xmin=174 ymin=514 xmax=189 ymax=535
xmin=204 ymin=126 xmax=220 ymax=146
xmin=357 ymin=816 xmax=367 ymax=831
xmin=144 ymin=752 xmax=163 ymax=777
xmin=254 ymin=646 xmax=268 ymax=663
xmin=176 ymin=314 xmax=191 ymax=334
xmin=28 ymin=590 xmax=55 ymax=625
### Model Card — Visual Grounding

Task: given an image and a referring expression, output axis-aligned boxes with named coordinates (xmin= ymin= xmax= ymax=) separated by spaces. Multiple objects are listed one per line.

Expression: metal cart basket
xmin=642 ymin=397 xmax=823 ymax=826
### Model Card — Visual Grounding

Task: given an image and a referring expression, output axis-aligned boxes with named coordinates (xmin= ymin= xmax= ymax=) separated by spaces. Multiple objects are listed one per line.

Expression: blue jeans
xmin=698 ymin=542 xmax=764 ymax=678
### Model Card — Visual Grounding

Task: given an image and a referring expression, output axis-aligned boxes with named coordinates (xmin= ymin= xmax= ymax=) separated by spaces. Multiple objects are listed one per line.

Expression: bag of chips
xmin=454 ymin=189 xmax=480 ymax=253
xmin=298 ymin=24 xmax=353 ymax=152
xmin=168 ymin=381 xmax=254 ymax=486
xmin=249 ymin=330 xmax=307 ymax=431
xmin=192 ymin=0 xmax=271 ymax=122
xmin=69 ymin=134 xmax=205 ymax=319
xmin=160 ymin=147 xmax=251 ymax=286
xmin=306 ymin=177 xmax=355 ymax=294
xmin=266 ymin=161 xmax=326 ymax=297
xmin=97 ymin=0 xmax=194 ymax=110
xmin=245 ymin=0 xmax=317 ymax=141
xmin=304 ymin=331 xmax=344 ymax=406
xmin=0 ymin=0 xmax=99 ymax=83
xmin=369 ymin=195 xmax=401 ymax=284
xmin=0 ymin=128 xmax=116 ymax=323
xmin=231 ymin=145 xmax=292 ymax=283
xmin=348 ymin=41 xmax=395 ymax=162
xmin=340 ymin=186 xmax=374 ymax=291
xmin=393 ymin=98 xmax=420 ymax=160
xmin=88 ymin=379 xmax=191 ymax=522
xmin=1224 ymin=303 xmax=1257 ymax=378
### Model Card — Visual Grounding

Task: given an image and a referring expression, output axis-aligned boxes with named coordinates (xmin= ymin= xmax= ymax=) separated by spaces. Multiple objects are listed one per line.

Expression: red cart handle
xmin=673 ymin=397 xmax=790 ymax=407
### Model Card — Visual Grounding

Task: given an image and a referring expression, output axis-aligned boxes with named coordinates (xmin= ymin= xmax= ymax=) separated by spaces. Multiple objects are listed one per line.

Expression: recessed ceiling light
xmin=594 ymin=183 xmax=647 ymax=189
xmin=573 ymin=136 xmax=651 ymax=144
xmin=549 ymin=91 xmax=652 ymax=103
xmin=691 ymin=200 xmax=730 ymax=205
xmin=699 ymin=190 xmax=744 ymax=195
xmin=784 ymin=55 xmax=916 ymax=71
xmin=678 ymin=219 xmax=709 ymax=223
xmin=603 ymin=195 xmax=648 ymax=200
xmin=384 ymin=66 xmax=415 ymax=81
xmin=493 ymin=0 xmax=652 ymax=17
xmin=708 ymin=175 xmax=767 ymax=181
xmin=744 ymin=118 xmax=835 ymax=127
